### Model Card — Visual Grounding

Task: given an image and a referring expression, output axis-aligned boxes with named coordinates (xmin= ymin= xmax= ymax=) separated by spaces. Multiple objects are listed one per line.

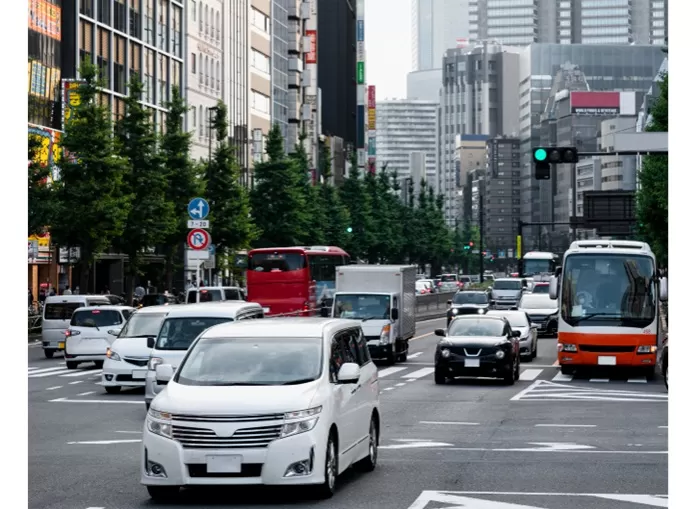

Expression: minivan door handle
xmin=351 ymin=383 xmax=362 ymax=395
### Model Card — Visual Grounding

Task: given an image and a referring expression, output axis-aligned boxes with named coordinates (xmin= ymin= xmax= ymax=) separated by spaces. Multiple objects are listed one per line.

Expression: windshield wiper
xmin=361 ymin=316 xmax=385 ymax=322
xmin=281 ymin=378 xmax=316 ymax=385
xmin=573 ymin=312 xmax=622 ymax=323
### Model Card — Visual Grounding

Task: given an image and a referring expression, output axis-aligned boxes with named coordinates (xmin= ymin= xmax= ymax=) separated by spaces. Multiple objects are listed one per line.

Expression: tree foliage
xmin=28 ymin=135 xmax=54 ymax=236
xmin=636 ymin=72 xmax=668 ymax=266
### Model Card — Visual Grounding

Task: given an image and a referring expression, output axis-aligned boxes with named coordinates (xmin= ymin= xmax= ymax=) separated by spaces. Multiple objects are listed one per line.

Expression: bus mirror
xmin=554 ymin=266 xmax=562 ymax=277
xmin=659 ymin=277 xmax=668 ymax=302
xmin=549 ymin=277 xmax=558 ymax=300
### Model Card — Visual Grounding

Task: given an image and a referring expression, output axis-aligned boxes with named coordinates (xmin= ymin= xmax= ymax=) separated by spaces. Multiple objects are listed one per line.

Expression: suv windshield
xmin=333 ymin=294 xmax=390 ymax=320
xmin=453 ymin=292 xmax=488 ymax=305
xmin=176 ymin=337 xmax=322 ymax=386
xmin=119 ymin=312 xmax=167 ymax=338
xmin=448 ymin=318 xmax=505 ymax=337
xmin=532 ymin=284 xmax=549 ymax=294
xmin=155 ymin=317 xmax=233 ymax=350
xmin=71 ymin=309 xmax=122 ymax=328
xmin=493 ymin=280 xmax=522 ymax=291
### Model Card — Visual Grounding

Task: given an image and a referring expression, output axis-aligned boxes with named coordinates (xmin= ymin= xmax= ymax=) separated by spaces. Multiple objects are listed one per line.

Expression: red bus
xmin=246 ymin=246 xmax=351 ymax=316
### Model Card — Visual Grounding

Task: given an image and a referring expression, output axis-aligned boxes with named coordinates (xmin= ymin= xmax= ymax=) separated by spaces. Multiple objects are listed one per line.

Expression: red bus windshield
xmin=249 ymin=252 xmax=307 ymax=272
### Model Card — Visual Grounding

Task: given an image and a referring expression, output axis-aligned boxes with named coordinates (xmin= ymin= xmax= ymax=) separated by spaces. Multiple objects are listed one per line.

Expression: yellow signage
xmin=28 ymin=124 xmax=61 ymax=183
xmin=62 ymin=80 xmax=82 ymax=129
xmin=516 ymin=235 xmax=522 ymax=259
xmin=368 ymin=108 xmax=376 ymax=130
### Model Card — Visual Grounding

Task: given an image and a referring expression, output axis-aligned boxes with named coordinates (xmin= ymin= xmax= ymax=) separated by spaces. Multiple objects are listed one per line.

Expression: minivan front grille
xmin=124 ymin=357 xmax=148 ymax=367
xmin=172 ymin=424 xmax=282 ymax=449
xmin=170 ymin=413 xmax=284 ymax=423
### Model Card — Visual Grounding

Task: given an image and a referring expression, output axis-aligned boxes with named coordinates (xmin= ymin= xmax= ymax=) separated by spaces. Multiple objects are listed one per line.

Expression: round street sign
xmin=187 ymin=229 xmax=211 ymax=250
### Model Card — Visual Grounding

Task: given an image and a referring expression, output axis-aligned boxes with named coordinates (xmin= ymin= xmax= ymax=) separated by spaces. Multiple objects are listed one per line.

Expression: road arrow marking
xmin=379 ymin=439 xmax=454 ymax=450
xmin=407 ymin=491 xmax=556 ymax=509
xmin=492 ymin=442 xmax=596 ymax=452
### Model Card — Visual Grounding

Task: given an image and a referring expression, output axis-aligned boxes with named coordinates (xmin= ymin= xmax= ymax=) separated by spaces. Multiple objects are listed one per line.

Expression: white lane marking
xmin=394 ymin=383 xmax=406 ymax=387
xmin=628 ymin=378 xmax=648 ymax=383
xmin=29 ymin=369 xmax=73 ymax=378
xmin=590 ymin=378 xmax=609 ymax=383
xmin=406 ymin=378 xmax=417 ymax=382
xmin=114 ymin=431 xmax=142 ymax=434
xmin=67 ymin=440 xmax=141 ymax=445
xmin=420 ymin=421 xmax=479 ymax=426
xmin=519 ymin=369 xmax=543 ymax=381
xmin=658 ymin=425 xmax=668 ymax=429
xmin=410 ymin=332 xmax=434 ymax=341
xmin=77 ymin=391 xmax=96 ymax=396
xmin=380 ymin=439 xmax=454 ymax=450
xmin=50 ymin=397 xmax=143 ymax=404
xmin=86 ymin=507 xmax=106 ymax=509
xmin=406 ymin=352 xmax=423 ymax=359
xmin=60 ymin=369 xmax=103 ymax=378
xmin=535 ymin=424 xmax=597 ymax=428
xmin=402 ymin=367 xmax=434 ymax=379
xmin=378 ymin=367 xmax=407 ymax=378
xmin=552 ymin=372 xmax=573 ymax=382
xmin=69 ymin=381 xmax=82 ymax=385
xmin=27 ymin=366 xmax=68 ymax=375
xmin=383 ymin=387 xmax=394 ymax=391
xmin=510 ymin=379 xmax=544 ymax=401
xmin=45 ymin=386 xmax=62 ymax=391
xmin=441 ymin=448 xmax=666 ymax=455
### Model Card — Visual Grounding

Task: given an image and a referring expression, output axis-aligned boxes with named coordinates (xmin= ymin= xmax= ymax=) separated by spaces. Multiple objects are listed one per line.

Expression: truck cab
xmin=332 ymin=265 xmax=416 ymax=364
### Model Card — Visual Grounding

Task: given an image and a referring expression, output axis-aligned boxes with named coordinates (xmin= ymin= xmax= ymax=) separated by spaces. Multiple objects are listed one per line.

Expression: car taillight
xmin=437 ymin=282 xmax=442 ymax=286
xmin=65 ymin=330 xmax=80 ymax=337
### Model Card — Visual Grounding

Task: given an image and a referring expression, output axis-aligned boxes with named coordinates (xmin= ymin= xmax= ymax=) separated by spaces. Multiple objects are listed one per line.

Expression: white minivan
xmin=41 ymin=295 xmax=111 ymax=358
xmin=144 ymin=302 xmax=264 ymax=409
xmin=186 ymin=286 xmax=245 ymax=303
xmin=142 ymin=318 xmax=380 ymax=501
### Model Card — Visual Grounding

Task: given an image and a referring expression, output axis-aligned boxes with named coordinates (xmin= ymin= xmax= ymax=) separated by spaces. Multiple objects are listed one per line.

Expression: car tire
xmin=531 ymin=340 xmax=538 ymax=359
xmin=355 ymin=416 xmax=378 ymax=472
xmin=644 ymin=366 xmax=656 ymax=381
xmin=503 ymin=361 xmax=516 ymax=385
xmin=313 ymin=432 xmax=338 ymax=499
xmin=105 ymin=386 xmax=121 ymax=394
xmin=43 ymin=349 xmax=54 ymax=359
xmin=560 ymin=365 xmax=575 ymax=375
xmin=94 ymin=361 xmax=104 ymax=369
xmin=434 ymin=369 xmax=448 ymax=385
xmin=386 ymin=346 xmax=396 ymax=366
xmin=146 ymin=486 xmax=180 ymax=502
xmin=66 ymin=361 xmax=78 ymax=370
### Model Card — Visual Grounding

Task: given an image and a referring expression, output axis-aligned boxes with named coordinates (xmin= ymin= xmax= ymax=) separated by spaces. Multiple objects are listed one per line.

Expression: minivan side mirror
xmin=155 ymin=364 xmax=174 ymax=383
xmin=659 ymin=277 xmax=668 ymax=302
xmin=337 ymin=363 xmax=360 ymax=384
xmin=446 ymin=300 xmax=452 ymax=306
xmin=511 ymin=330 xmax=521 ymax=338
xmin=434 ymin=328 xmax=446 ymax=337
xmin=107 ymin=329 xmax=120 ymax=336
xmin=147 ymin=337 xmax=156 ymax=349
xmin=391 ymin=308 xmax=399 ymax=321
xmin=549 ymin=276 xmax=558 ymax=300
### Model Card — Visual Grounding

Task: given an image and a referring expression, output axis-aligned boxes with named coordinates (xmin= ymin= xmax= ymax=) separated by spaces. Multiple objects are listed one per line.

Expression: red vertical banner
xmin=368 ymin=85 xmax=376 ymax=108
xmin=305 ymin=30 xmax=317 ymax=64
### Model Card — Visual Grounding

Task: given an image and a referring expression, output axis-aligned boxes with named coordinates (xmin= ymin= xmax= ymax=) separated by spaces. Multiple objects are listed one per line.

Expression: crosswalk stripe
xmin=519 ymin=369 xmax=543 ymax=381
xmin=590 ymin=378 xmax=610 ymax=383
xmin=402 ymin=367 xmax=434 ymax=379
xmin=627 ymin=378 xmax=648 ymax=383
xmin=406 ymin=352 xmax=423 ymax=359
xmin=552 ymin=372 xmax=573 ymax=382
xmin=27 ymin=366 xmax=67 ymax=375
xmin=378 ymin=367 xmax=407 ymax=378
xmin=29 ymin=369 xmax=74 ymax=378
xmin=60 ymin=369 xmax=103 ymax=378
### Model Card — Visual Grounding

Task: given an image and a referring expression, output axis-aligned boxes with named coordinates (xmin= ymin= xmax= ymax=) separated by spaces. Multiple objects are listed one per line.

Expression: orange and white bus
xmin=549 ymin=240 xmax=668 ymax=378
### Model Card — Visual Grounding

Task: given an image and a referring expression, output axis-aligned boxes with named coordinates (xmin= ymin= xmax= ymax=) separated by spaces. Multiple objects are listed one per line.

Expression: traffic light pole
xmin=479 ymin=194 xmax=484 ymax=284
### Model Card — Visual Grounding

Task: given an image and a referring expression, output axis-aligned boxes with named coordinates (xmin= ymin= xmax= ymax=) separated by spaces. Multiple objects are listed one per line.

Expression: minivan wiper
xmin=281 ymin=378 xmax=316 ymax=385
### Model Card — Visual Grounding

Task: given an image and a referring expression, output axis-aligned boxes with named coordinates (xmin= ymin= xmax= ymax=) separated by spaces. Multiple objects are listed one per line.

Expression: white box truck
xmin=332 ymin=265 xmax=416 ymax=364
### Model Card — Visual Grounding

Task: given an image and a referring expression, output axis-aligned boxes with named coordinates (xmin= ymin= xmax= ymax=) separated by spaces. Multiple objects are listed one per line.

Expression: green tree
xmin=316 ymin=142 xmax=350 ymax=247
xmin=160 ymin=86 xmax=202 ymax=289
xmin=426 ymin=188 xmax=451 ymax=273
xmin=380 ymin=170 xmax=406 ymax=264
xmin=250 ymin=123 xmax=307 ymax=247
xmin=115 ymin=74 xmax=176 ymax=293
xmin=289 ymin=132 xmax=322 ymax=245
xmin=413 ymin=179 xmax=432 ymax=272
xmin=28 ymin=135 xmax=54 ymax=235
xmin=205 ymin=101 xmax=257 ymax=259
xmin=50 ymin=60 xmax=131 ymax=291
xmin=636 ymin=72 xmax=668 ymax=265
xmin=363 ymin=171 xmax=388 ymax=263
xmin=339 ymin=155 xmax=374 ymax=260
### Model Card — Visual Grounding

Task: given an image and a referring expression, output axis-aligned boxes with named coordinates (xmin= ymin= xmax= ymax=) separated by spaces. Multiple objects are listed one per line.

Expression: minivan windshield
xmin=155 ymin=317 xmax=233 ymax=350
xmin=187 ymin=289 xmax=223 ymax=303
xmin=119 ymin=312 xmax=167 ymax=338
xmin=493 ymin=280 xmax=522 ymax=291
xmin=452 ymin=292 xmax=488 ymax=305
xmin=448 ymin=318 xmax=505 ymax=337
xmin=70 ymin=309 xmax=122 ymax=328
xmin=176 ymin=337 xmax=322 ymax=386
xmin=44 ymin=303 xmax=82 ymax=320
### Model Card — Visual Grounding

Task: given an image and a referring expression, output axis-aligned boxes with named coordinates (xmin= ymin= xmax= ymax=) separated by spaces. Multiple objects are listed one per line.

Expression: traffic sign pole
xmin=187 ymin=198 xmax=212 ymax=288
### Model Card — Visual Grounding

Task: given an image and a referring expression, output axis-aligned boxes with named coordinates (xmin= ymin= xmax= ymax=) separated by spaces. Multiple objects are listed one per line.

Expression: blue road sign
xmin=208 ymin=245 xmax=216 ymax=255
xmin=188 ymin=197 xmax=210 ymax=220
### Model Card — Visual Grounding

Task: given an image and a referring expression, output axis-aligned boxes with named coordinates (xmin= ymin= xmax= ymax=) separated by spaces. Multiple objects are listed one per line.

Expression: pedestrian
xmin=64 ymin=287 xmax=72 ymax=295
xmin=48 ymin=287 xmax=56 ymax=297
xmin=28 ymin=288 xmax=33 ymax=308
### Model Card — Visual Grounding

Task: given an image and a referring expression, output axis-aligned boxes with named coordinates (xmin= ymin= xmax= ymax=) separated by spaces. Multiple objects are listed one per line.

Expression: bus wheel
xmin=560 ymin=365 xmax=575 ymax=375
xmin=644 ymin=366 xmax=656 ymax=380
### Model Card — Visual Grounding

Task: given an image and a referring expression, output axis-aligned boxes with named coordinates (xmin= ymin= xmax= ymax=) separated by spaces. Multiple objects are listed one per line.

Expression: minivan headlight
xmin=280 ymin=406 xmax=322 ymax=438
xmin=477 ymin=308 xmax=485 ymax=314
xmin=147 ymin=408 xmax=172 ymax=439
xmin=106 ymin=348 xmax=121 ymax=362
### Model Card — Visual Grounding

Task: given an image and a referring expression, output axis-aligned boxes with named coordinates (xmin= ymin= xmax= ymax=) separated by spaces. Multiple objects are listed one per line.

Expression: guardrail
xmin=415 ymin=292 xmax=454 ymax=319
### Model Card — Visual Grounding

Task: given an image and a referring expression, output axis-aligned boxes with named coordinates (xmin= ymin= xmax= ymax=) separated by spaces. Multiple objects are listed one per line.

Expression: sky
xmin=365 ymin=0 xmax=412 ymax=100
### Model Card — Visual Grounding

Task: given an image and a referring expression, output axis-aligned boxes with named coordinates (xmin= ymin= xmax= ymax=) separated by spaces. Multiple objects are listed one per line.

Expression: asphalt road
xmin=28 ymin=319 xmax=668 ymax=509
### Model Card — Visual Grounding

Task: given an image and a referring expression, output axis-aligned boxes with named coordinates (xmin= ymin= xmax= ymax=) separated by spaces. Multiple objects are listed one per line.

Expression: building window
xmin=199 ymin=2 xmax=203 ymax=32
xmin=191 ymin=0 xmax=196 ymax=20
xmin=216 ymin=11 xmax=220 ymax=41
xmin=198 ymin=105 xmax=203 ymax=136
xmin=205 ymin=4 xmax=209 ymax=36
xmin=158 ymin=54 xmax=167 ymax=103
xmin=216 ymin=61 xmax=220 ymax=91
xmin=251 ymin=50 xmax=270 ymax=74
xmin=129 ymin=0 xmax=141 ymax=38
xmin=192 ymin=107 xmax=196 ymax=128
xmin=204 ymin=55 xmax=209 ymax=87
xmin=129 ymin=41 xmax=141 ymax=83
xmin=79 ymin=20 xmax=93 ymax=65
xmin=145 ymin=0 xmax=155 ymax=45
xmin=252 ymin=91 xmax=270 ymax=115
xmin=80 ymin=0 xmax=93 ymax=16
xmin=114 ymin=35 xmax=127 ymax=95
xmin=97 ymin=0 xmax=110 ymax=24
xmin=251 ymin=8 xmax=270 ymax=33
xmin=209 ymin=59 xmax=213 ymax=89
xmin=144 ymin=48 xmax=155 ymax=103
xmin=114 ymin=0 xmax=127 ymax=33
xmin=172 ymin=5 xmax=182 ymax=57
xmin=191 ymin=53 xmax=196 ymax=73
xmin=158 ymin=0 xmax=168 ymax=51
xmin=171 ymin=59 xmax=181 ymax=92
xmin=209 ymin=9 xmax=213 ymax=39
xmin=97 ymin=28 xmax=110 ymax=86
xmin=199 ymin=52 xmax=203 ymax=84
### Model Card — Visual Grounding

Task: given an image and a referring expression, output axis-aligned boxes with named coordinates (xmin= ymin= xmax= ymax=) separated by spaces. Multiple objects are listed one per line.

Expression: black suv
xmin=446 ymin=290 xmax=491 ymax=327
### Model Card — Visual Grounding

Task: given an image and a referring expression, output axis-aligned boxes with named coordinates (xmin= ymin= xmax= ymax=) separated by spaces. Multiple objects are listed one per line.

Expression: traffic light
xmin=469 ymin=241 xmax=474 ymax=247
xmin=532 ymin=147 xmax=579 ymax=181
xmin=346 ymin=227 xmax=353 ymax=233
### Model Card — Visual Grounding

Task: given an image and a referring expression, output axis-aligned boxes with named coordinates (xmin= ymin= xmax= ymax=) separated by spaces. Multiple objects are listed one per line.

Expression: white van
xmin=144 ymin=301 xmax=264 ymax=409
xmin=186 ymin=286 xmax=245 ymax=303
xmin=41 ymin=295 xmax=111 ymax=358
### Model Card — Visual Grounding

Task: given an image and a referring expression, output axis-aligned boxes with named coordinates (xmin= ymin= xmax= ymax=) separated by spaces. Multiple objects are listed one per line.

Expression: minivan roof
xmin=73 ymin=305 xmax=134 ymax=312
xmin=45 ymin=295 xmax=110 ymax=304
xmin=201 ymin=317 xmax=357 ymax=340
xmin=163 ymin=301 xmax=261 ymax=318
xmin=131 ymin=304 xmax=174 ymax=314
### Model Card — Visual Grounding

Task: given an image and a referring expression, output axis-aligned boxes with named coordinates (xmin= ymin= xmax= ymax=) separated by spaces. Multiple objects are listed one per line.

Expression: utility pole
xmin=479 ymin=194 xmax=484 ymax=283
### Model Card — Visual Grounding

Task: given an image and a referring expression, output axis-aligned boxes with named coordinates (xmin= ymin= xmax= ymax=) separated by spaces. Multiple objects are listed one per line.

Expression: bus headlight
xmin=558 ymin=343 xmax=577 ymax=353
xmin=637 ymin=345 xmax=657 ymax=354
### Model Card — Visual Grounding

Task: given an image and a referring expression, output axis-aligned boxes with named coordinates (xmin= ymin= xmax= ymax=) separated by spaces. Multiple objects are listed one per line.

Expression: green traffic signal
xmin=534 ymin=148 xmax=547 ymax=161
xmin=346 ymin=227 xmax=353 ymax=233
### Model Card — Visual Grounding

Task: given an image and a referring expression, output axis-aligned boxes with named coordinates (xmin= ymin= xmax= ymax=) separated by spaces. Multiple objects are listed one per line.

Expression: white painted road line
xmin=589 ymin=378 xmax=610 ymax=383
xmin=60 ymin=369 xmax=102 ymax=378
xmin=383 ymin=387 xmax=394 ymax=391
xmin=67 ymin=440 xmax=141 ymax=445
xmin=535 ymin=424 xmax=597 ymax=428
xmin=45 ymin=386 xmax=62 ymax=391
xmin=394 ymin=383 xmax=406 ymax=387
xmin=378 ymin=367 xmax=407 ymax=378
xmin=27 ymin=366 xmax=69 ymax=375
xmin=658 ymin=425 xmax=668 ymax=429
xmin=86 ymin=506 xmax=106 ymax=509
xmin=628 ymin=378 xmax=648 ymax=383
xmin=114 ymin=430 xmax=142 ymax=434
xmin=406 ymin=378 xmax=417 ymax=382
xmin=420 ymin=421 xmax=479 ymax=426
xmin=29 ymin=369 xmax=73 ymax=378
xmin=77 ymin=391 xmax=96 ymax=396
xmin=69 ymin=381 xmax=82 ymax=385
xmin=406 ymin=352 xmax=423 ymax=359
xmin=50 ymin=397 xmax=143 ymax=404
xmin=552 ymin=372 xmax=573 ymax=382
xmin=402 ymin=367 xmax=434 ymax=379
xmin=519 ymin=369 xmax=543 ymax=381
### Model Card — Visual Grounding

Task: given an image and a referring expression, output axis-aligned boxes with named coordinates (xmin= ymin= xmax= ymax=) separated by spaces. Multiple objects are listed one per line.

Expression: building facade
xmin=376 ymin=99 xmax=438 ymax=188
xmin=271 ymin=0 xmax=288 ymax=145
xmin=411 ymin=0 xmax=472 ymax=72
xmin=484 ymin=137 xmax=521 ymax=259
xmin=454 ymin=134 xmax=489 ymax=226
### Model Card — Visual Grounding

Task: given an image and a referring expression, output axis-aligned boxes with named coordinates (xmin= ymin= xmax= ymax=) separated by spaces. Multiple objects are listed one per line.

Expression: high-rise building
xmin=411 ymin=0 xmax=472 ymax=72
xmin=436 ymin=42 xmax=521 ymax=227
xmin=454 ymin=135 xmax=489 ymax=226
xmin=375 ymin=99 xmax=438 ymax=188
xmin=271 ymin=0 xmax=288 ymax=145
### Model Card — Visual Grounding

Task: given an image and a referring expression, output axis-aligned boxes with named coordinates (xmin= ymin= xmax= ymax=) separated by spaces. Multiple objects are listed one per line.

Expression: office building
xmin=437 ymin=42 xmax=521 ymax=227
xmin=454 ymin=135 xmax=489 ymax=226
xmin=484 ymin=137 xmax=521 ymax=259
xmin=599 ymin=116 xmax=637 ymax=192
xmin=271 ymin=0 xmax=288 ymax=145
xmin=376 ymin=99 xmax=438 ymax=189
xmin=411 ymin=0 xmax=472 ymax=72
xmin=518 ymin=43 xmax=666 ymax=227
xmin=406 ymin=69 xmax=442 ymax=102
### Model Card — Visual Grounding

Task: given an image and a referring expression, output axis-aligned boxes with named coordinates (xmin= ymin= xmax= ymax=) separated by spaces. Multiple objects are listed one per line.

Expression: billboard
xmin=357 ymin=105 xmax=365 ymax=148
xmin=62 ymin=80 xmax=83 ymax=130
xmin=305 ymin=30 xmax=317 ymax=64
xmin=357 ymin=20 xmax=364 ymax=41
xmin=28 ymin=60 xmax=60 ymax=98
xmin=28 ymin=124 xmax=61 ymax=184
xmin=28 ymin=0 xmax=61 ymax=41
xmin=368 ymin=85 xmax=375 ymax=108
xmin=368 ymin=108 xmax=376 ymax=130
xmin=28 ymin=233 xmax=51 ymax=264
xmin=368 ymin=136 xmax=376 ymax=157
xmin=570 ymin=91 xmax=621 ymax=115
xmin=357 ymin=62 xmax=365 ymax=84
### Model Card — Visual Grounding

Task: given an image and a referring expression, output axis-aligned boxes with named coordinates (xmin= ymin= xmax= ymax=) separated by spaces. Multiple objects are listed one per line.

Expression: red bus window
xmin=248 ymin=253 xmax=306 ymax=272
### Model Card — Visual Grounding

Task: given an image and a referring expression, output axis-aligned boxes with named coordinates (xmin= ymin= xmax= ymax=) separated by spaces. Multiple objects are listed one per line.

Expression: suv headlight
xmin=637 ymin=345 xmax=657 ymax=354
xmin=280 ymin=406 xmax=322 ymax=438
xmin=106 ymin=348 xmax=121 ymax=362
xmin=477 ymin=308 xmax=485 ymax=314
xmin=146 ymin=408 xmax=172 ymax=439
xmin=451 ymin=308 xmax=459 ymax=315
xmin=379 ymin=324 xmax=391 ymax=345
xmin=148 ymin=357 xmax=164 ymax=371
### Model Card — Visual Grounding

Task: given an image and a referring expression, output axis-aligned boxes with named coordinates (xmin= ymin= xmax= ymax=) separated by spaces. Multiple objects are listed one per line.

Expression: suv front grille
xmin=448 ymin=346 xmax=499 ymax=357
xmin=172 ymin=424 xmax=282 ymax=449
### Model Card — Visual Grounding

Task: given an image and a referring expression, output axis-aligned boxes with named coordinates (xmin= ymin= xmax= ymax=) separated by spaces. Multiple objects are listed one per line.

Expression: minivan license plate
xmin=206 ymin=455 xmax=242 ymax=473
xmin=464 ymin=359 xmax=480 ymax=368
xmin=132 ymin=370 xmax=146 ymax=380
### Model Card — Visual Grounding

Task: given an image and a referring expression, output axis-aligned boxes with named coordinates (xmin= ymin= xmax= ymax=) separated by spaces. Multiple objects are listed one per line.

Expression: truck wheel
xmin=386 ymin=347 xmax=396 ymax=365
xmin=397 ymin=342 xmax=408 ymax=362
xmin=560 ymin=365 xmax=575 ymax=375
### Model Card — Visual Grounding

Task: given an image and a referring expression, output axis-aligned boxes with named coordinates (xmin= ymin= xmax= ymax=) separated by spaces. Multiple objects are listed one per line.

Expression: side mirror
xmin=337 ymin=363 xmax=361 ymax=384
xmin=555 ymin=266 xmax=562 ymax=277
xmin=549 ymin=276 xmax=558 ymax=300
xmin=659 ymin=277 xmax=668 ymax=302
xmin=147 ymin=337 xmax=156 ymax=349
xmin=107 ymin=329 xmax=120 ymax=336
xmin=512 ymin=330 xmax=521 ymax=338
xmin=446 ymin=300 xmax=452 ymax=306
xmin=490 ymin=300 xmax=496 ymax=305
xmin=320 ymin=307 xmax=329 ymax=318
xmin=434 ymin=328 xmax=446 ymax=337
xmin=391 ymin=308 xmax=399 ymax=321
xmin=155 ymin=364 xmax=174 ymax=383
